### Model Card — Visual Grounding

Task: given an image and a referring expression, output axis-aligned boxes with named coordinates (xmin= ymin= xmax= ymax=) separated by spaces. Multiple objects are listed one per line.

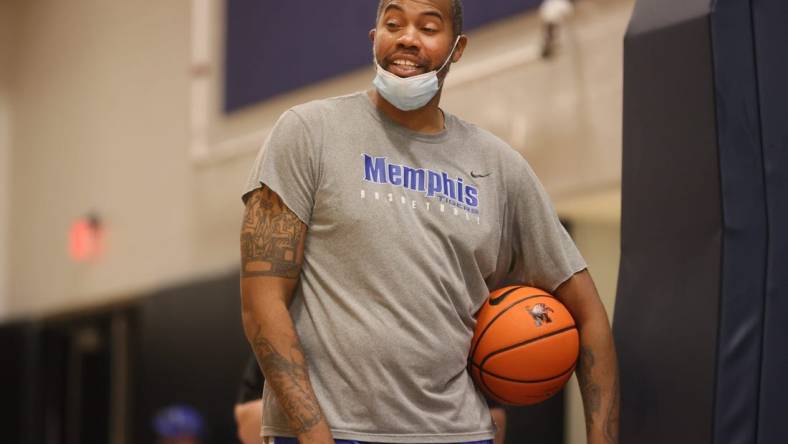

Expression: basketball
xmin=469 ymin=286 xmax=579 ymax=406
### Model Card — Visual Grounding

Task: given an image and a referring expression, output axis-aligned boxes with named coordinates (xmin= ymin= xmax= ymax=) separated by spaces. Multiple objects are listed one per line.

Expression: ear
xmin=452 ymin=35 xmax=469 ymax=63
xmin=369 ymin=28 xmax=376 ymax=43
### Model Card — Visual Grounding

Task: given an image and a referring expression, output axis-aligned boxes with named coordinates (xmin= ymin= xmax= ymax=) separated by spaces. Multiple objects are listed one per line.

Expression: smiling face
xmin=371 ymin=0 xmax=466 ymax=79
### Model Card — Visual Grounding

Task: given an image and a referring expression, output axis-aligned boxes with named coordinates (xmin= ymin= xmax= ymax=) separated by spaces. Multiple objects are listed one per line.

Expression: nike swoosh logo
xmin=470 ymin=171 xmax=492 ymax=178
xmin=488 ymin=286 xmax=525 ymax=306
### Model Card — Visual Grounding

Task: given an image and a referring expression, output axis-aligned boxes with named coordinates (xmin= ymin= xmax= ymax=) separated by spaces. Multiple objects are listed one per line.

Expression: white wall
xmin=8 ymin=0 xmax=198 ymax=316
xmin=0 ymin=1 xmax=15 ymax=316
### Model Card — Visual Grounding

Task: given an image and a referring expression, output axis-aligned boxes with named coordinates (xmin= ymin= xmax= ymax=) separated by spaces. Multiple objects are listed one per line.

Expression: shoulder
xmin=450 ymin=114 xmax=527 ymax=164
xmin=287 ymin=92 xmax=368 ymax=124
xmin=269 ymin=92 xmax=367 ymax=146
xmin=449 ymin=114 xmax=532 ymax=180
xmin=447 ymin=114 xmax=546 ymax=202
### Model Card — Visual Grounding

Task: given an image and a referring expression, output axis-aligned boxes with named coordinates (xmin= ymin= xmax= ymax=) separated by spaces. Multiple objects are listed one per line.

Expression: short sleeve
xmin=501 ymin=160 xmax=587 ymax=292
xmin=242 ymin=109 xmax=320 ymax=225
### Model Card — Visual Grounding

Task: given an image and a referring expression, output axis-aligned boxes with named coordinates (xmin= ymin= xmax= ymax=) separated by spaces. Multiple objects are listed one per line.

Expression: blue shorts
xmin=274 ymin=438 xmax=492 ymax=444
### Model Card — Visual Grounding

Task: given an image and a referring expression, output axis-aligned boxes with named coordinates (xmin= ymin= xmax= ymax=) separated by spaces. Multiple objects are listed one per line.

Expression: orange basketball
xmin=469 ymin=285 xmax=579 ymax=406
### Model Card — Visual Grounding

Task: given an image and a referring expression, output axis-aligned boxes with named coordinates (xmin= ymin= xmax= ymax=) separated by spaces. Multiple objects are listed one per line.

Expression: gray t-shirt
xmin=242 ymin=92 xmax=586 ymax=443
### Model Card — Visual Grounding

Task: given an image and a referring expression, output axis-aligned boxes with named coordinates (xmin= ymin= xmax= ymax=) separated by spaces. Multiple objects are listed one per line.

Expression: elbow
xmin=240 ymin=283 xmax=265 ymax=341
xmin=241 ymin=308 xmax=262 ymax=345
xmin=239 ymin=279 xmax=293 ymax=342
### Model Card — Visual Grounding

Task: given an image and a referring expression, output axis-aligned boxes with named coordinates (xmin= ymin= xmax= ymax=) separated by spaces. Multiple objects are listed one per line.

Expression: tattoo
xmin=577 ymin=346 xmax=601 ymax=434
xmin=252 ymin=325 xmax=323 ymax=433
xmin=603 ymin=374 xmax=620 ymax=443
xmin=241 ymin=187 xmax=305 ymax=279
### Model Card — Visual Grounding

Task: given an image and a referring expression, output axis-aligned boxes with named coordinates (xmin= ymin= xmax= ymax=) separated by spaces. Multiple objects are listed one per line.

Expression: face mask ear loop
xmin=373 ymin=41 xmax=381 ymax=68
xmin=437 ymin=35 xmax=462 ymax=76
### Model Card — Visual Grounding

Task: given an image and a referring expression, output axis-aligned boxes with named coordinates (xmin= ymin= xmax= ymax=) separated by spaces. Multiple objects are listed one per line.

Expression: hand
xmin=234 ymin=400 xmax=263 ymax=444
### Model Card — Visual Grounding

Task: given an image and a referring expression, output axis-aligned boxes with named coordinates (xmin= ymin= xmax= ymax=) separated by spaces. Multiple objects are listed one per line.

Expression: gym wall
xmin=2 ymin=0 xmax=630 ymax=323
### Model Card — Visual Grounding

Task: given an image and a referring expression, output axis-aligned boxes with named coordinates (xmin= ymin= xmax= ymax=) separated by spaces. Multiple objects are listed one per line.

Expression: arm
xmin=554 ymin=270 xmax=619 ymax=444
xmin=490 ymin=406 xmax=507 ymax=444
xmin=240 ymin=186 xmax=333 ymax=443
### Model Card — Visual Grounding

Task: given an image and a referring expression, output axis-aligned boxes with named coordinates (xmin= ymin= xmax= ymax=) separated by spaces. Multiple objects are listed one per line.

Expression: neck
xmin=367 ymin=89 xmax=446 ymax=134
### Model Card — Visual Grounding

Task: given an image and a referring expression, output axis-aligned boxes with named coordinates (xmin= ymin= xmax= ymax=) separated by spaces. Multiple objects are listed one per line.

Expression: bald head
xmin=376 ymin=0 xmax=464 ymax=37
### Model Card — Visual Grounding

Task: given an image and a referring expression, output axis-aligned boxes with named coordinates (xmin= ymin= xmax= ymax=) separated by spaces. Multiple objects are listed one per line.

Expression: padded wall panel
xmin=710 ymin=1 xmax=768 ymax=443
xmin=615 ymin=1 xmax=721 ymax=443
xmin=619 ymin=1 xmax=788 ymax=443
xmin=752 ymin=1 xmax=788 ymax=442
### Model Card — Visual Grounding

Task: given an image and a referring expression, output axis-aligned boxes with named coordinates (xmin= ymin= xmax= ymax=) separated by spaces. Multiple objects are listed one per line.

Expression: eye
xmin=385 ymin=21 xmax=400 ymax=30
xmin=422 ymin=27 xmax=438 ymax=33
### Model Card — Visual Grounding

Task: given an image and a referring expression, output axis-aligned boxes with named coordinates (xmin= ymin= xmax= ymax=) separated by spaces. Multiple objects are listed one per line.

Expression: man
xmin=240 ymin=1 xmax=619 ymax=443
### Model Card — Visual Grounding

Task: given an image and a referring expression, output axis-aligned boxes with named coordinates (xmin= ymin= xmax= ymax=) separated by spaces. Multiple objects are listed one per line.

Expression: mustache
xmin=374 ymin=52 xmax=431 ymax=70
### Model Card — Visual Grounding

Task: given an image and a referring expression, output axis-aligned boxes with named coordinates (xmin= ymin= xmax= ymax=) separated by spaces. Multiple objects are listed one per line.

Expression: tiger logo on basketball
xmin=526 ymin=303 xmax=554 ymax=327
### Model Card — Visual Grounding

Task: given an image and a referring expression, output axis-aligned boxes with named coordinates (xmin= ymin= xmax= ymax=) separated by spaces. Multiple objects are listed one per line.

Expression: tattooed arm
xmin=240 ymin=186 xmax=333 ymax=444
xmin=555 ymin=270 xmax=620 ymax=444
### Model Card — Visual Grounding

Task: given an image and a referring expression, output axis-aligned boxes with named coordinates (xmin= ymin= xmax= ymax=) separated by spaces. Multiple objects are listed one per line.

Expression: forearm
xmin=575 ymin=310 xmax=619 ymax=444
xmin=555 ymin=271 xmax=619 ymax=444
xmin=242 ymin=290 xmax=333 ymax=443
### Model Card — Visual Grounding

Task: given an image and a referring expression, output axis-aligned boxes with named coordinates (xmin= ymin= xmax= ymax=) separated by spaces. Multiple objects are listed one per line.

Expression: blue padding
xmin=223 ymin=0 xmax=542 ymax=112
xmin=710 ymin=2 xmax=769 ymax=443
xmin=751 ymin=0 xmax=788 ymax=442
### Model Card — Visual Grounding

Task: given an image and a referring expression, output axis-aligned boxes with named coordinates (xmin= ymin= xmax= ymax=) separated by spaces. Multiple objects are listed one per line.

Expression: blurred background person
xmin=153 ymin=404 xmax=205 ymax=444
xmin=539 ymin=0 xmax=575 ymax=58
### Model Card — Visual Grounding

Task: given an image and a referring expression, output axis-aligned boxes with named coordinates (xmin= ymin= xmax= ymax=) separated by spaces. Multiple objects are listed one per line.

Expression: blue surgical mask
xmin=372 ymin=36 xmax=461 ymax=111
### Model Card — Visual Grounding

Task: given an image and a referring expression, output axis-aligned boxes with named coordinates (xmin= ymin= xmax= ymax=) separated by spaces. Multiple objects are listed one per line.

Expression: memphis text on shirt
xmin=361 ymin=154 xmax=481 ymax=224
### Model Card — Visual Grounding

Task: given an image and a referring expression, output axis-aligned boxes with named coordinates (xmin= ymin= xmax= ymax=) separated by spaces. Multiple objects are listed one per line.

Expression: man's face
xmin=371 ymin=0 xmax=466 ymax=79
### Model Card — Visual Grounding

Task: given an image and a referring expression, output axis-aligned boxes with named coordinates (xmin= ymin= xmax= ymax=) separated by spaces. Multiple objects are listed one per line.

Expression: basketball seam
xmin=469 ymin=288 xmax=550 ymax=365
xmin=471 ymin=358 xmax=577 ymax=383
xmin=478 ymin=324 xmax=577 ymax=368
xmin=479 ymin=372 xmax=555 ymax=405
xmin=476 ymin=324 xmax=577 ymax=390
xmin=480 ymin=372 xmax=551 ymax=405
xmin=478 ymin=357 xmax=576 ymax=405
xmin=480 ymin=370 xmax=512 ymax=405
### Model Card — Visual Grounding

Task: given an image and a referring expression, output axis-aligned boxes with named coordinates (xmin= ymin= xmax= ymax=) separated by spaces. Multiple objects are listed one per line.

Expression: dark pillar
xmin=615 ymin=0 xmax=788 ymax=443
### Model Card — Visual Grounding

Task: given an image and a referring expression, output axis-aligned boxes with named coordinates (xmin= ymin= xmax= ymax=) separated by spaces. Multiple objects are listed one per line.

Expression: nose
xmin=395 ymin=25 xmax=420 ymax=50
